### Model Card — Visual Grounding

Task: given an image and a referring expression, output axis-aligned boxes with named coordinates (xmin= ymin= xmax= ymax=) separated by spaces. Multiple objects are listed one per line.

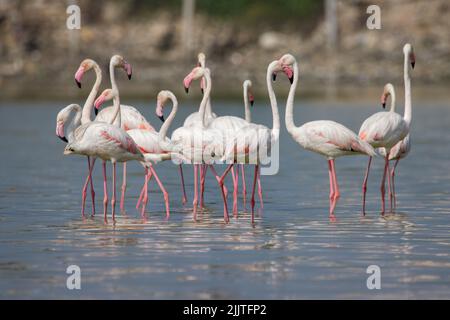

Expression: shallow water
xmin=0 ymin=99 xmax=449 ymax=299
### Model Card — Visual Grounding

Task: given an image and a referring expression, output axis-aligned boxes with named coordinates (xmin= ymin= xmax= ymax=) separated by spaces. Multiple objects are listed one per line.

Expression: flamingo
xmin=64 ymin=87 xmax=153 ymax=223
xmin=93 ymin=55 xmax=156 ymax=212
xmin=95 ymin=88 xmax=174 ymax=218
xmin=273 ymin=54 xmax=377 ymax=218
xmin=160 ymin=66 xmax=229 ymax=222
xmin=359 ymin=43 xmax=415 ymax=214
xmin=216 ymin=59 xmax=287 ymax=223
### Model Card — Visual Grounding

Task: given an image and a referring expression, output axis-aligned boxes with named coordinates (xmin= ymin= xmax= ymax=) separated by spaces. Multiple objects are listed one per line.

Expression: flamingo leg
xmin=250 ymin=165 xmax=259 ymax=224
xmin=137 ymin=169 xmax=153 ymax=210
xmin=387 ymin=159 xmax=393 ymax=213
xmin=209 ymin=166 xmax=229 ymax=200
xmin=240 ymin=164 xmax=247 ymax=210
xmin=231 ymin=166 xmax=238 ymax=217
xmin=200 ymin=164 xmax=207 ymax=209
xmin=391 ymin=159 xmax=399 ymax=211
xmin=89 ymin=157 xmax=96 ymax=216
xmin=362 ymin=157 xmax=372 ymax=215
xmin=193 ymin=165 xmax=199 ymax=221
xmin=380 ymin=153 xmax=390 ymax=215
xmin=140 ymin=168 xmax=152 ymax=217
xmin=330 ymin=159 xmax=340 ymax=216
xmin=328 ymin=160 xmax=335 ymax=213
xmin=102 ymin=161 xmax=108 ymax=224
xmin=148 ymin=165 xmax=170 ymax=219
xmin=179 ymin=164 xmax=187 ymax=206
xmin=81 ymin=156 xmax=91 ymax=218
xmin=209 ymin=165 xmax=230 ymax=223
xmin=120 ymin=162 xmax=127 ymax=213
xmin=111 ymin=162 xmax=117 ymax=222
xmin=257 ymin=166 xmax=264 ymax=209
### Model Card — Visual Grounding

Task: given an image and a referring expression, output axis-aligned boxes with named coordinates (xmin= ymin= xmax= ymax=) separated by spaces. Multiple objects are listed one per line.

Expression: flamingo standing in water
xmin=376 ymin=84 xmax=411 ymax=210
xmin=64 ymin=87 xmax=153 ymax=223
xmin=93 ymin=55 xmax=157 ymax=212
xmin=95 ymin=88 xmax=174 ymax=218
xmin=359 ymin=43 xmax=415 ymax=214
xmin=275 ymin=54 xmax=377 ymax=218
xmin=160 ymin=66 xmax=229 ymax=222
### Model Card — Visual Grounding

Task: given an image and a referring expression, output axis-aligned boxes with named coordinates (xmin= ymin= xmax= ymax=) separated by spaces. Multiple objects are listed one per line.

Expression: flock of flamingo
xmin=55 ymin=43 xmax=415 ymax=224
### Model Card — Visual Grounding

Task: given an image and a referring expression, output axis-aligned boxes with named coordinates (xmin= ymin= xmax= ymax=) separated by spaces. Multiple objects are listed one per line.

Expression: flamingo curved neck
xmin=266 ymin=61 xmax=280 ymax=139
xmin=81 ymin=63 xmax=102 ymax=125
xmin=243 ymin=83 xmax=251 ymax=123
xmin=68 ymin=106 xmax=82 ymax=142
xmin=109 ymin=93 xmax=121 ymax=127
xmin=158 ymin=93 xmax=178 ymax=151
xmin=284 ymin=61 xmax=299 ymax=137
xmin=388 ymin=86 xmax=396 ymax=112
xmin=403 ymin=50 xmax=412 ymax=126
xmin=199 ymin=69 xmax=212 ymax=128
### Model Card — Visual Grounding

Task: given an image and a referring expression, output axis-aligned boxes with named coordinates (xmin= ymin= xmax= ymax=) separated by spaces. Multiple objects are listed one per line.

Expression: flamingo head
xmin=381 ymin=83 xmax=394 ymax=109
xmin=403 ymin=43 xmax=415 ymax=69
xmin=244 ymin=80 xmax=254 ymax=107
xmin=55 ymin=104 xmax=81 ymax=143
xmin=276 ymin=54 xmax=295 ymax=84
xmin=94 ymin=88 xmax=116 ymax=115
xmin=156 ymin=90 xmax=171 ymax=122
xmin=111 ymin=55 xmax=133 ymax=80
xmin=183 ymin=66 xmax=207 ymax=94
xmin=74 ymin=59 xmax=95 ymax=89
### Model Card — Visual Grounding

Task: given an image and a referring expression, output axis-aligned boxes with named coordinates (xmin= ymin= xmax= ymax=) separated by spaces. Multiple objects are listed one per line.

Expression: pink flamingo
xmin=93 ymin=55 xmax=157 ymax=212
xmin=64 ymin=88 xmax=152 ymax=223
xmin=95 ymin=88 xmax=174 ymax=218
xmin=278 ymin=54 xmax=377 ymax=218
xmin=160 ymin=66 xmax=229 ymax=222
xmin=359 ymin=43 xmax=415 ymax=214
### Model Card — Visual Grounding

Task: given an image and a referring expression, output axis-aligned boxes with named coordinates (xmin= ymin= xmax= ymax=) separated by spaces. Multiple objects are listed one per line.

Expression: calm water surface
xmin=0 ymin=99 xmax=449 ymax=299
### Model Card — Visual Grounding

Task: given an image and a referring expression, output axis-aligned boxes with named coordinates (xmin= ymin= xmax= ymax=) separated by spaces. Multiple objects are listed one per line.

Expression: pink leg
xmin=193 ymin=165 xmax=199 ymax=221
xmin=380 ymin=153 xmax=390 ymax=215
xmin=89 ymin=157 xmax=96 ymax=216
xmin=387 ymin=159 xmax=393 ymax=213
xmin=209 ymin=165 xmax=230 ymax=223
xmin=200 ymin=164 xmax=207 ymax=209
xmin=102 ymin=161 xmax=108 ymax=224
xmin=328 ymin=160 xmax=335 ymax=214
xmin=231 ymin=166 xmax=238 ymax=217
xmin=81 ymin=157 xmax=91 ymax=218
xmin=209 ymin=166 xmax=229 ymax=200
xmin=250 ymin=165 xmax=259 ymax=224
xmin=257 ymin=166 xmax=264 ymax=209
xmin=120 ymin=162 xmax=127 ymax=213
xmin=330 ymin=159 xmax=340 ymax=216
xmin=179 ymin=165 xmax=187 ymax=206
xmin=111 ymin=162 xmax=117 ymax=222
xmin=362 ymin=157 xmax=372 ymax=215
xmin=391 ymin=159 xmax=399 ymax=211
xmin=149 ymin=165 xmax=170 ymax=219
xmin=137 ymin=169 xmax=153 ymax=210
xmin=140 ymin=169 xmax=153 ymax=217
xmin=240 ymin=164 xmax=247 ymax=210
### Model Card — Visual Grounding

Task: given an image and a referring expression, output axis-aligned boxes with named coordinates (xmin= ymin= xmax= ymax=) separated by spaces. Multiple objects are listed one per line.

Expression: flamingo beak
xmin=56 ymin=122 xmax=68 ymax=143
xmin=249 ymin=93 xmax=254 ymax=107
xmin=411 ymin=61 xmax=415 ymax=69
xmin=94 ymin=95 xmax=105 ymax=115
xmin=272 ymin=73 xmax=277 ymax=81
xmin=382 ymin=102 xmax=386 ymax=109
xmin=74 ymin=66 xmax=85 ymax=89
xmin=183 ymin=75 xmax=192 ymax=94
xmin=158 ymin=115 xmax=165 ymax=122
xmin=124 ymin=62 xmax=132 ymax=80
xmin=283 ymin=66 xmax=294 ymax=84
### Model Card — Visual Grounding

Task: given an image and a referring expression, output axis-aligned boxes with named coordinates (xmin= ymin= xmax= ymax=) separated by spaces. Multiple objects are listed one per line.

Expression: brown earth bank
xmin=0 ymin=0 xmax=449 ymax=100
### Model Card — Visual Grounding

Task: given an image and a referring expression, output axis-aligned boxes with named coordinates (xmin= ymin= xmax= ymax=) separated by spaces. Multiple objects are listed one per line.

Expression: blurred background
xmin=0 ymin=0 xmax=449 ymax=101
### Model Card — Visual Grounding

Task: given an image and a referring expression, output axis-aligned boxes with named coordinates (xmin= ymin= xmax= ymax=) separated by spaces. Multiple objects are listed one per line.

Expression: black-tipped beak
xmin=59 ymin=136 xmax=68 ymax=143
xmin=158 ymin=115 xmax=165 ymax=123
xmin=411 ymin=61 xmax=415 ymax=69
xmin=185 ymin=86 xmax=189 ymax=94
xmin=75 ymin=79 xmax=81 ymax=89
xmin=382 ymin=103 xmax=386 ymax=109
xmin=94 ymin=108 xmax=99 ymax=116
xmin=201 ymin=88 xmax=204 ymax=94
xmin=250 ymin=100 xmax=254 ymax=107
xmin=272 ymin=73 xmax=277 ymax=81
xmin=128 ymin=73 xmax=132 ymax=80
xmin=289 ymin=75 xmax=294 ymax=84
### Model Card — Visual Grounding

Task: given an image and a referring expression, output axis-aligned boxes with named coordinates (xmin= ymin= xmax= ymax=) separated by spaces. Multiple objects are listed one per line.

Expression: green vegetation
xmin=127 ymin=0 xmax=323 ymax=24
